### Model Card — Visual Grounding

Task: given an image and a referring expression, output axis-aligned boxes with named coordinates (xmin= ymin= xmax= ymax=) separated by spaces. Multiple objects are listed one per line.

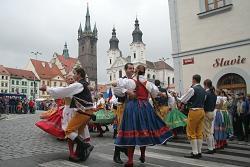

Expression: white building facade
xmin=169 ymin=0 xmax=250 ymax=94
xmin=107 ymin=19 xmax=174 ymax=88
xmin=0 ymin=65 xmax=10 ymax=93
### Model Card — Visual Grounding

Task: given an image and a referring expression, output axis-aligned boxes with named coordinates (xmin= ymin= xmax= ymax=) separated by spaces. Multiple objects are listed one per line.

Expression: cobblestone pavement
xmin=0 ymin=111 xmax=250 ymax=167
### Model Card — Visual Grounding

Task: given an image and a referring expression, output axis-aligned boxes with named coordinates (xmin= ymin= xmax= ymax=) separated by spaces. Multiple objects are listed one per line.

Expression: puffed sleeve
xmin=145 ymin=81 xmax=159 ymax=98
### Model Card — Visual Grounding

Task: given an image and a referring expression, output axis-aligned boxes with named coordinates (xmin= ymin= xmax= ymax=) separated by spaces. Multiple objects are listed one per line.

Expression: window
xmin=47 ymin=81 xmax=50 ymax=86
xmin=4 ymin=90 xmax=7 ymax=93
xmin=1 ymin=82 xmax=4 ymax=87
xmin=110 ymin=75 xmax=112 ymax=81
xmin=0 ymin=90 xmax=3 ymax=93
xmin=22 ymin=81 xmax=25 ymax=85
xmin=54 ymin=82 xmax=57 ymax=87
xmin=172 ymin=77 xmax=175 ymax=84
xmin=60 ymin=82 xmax=62 ymax=86
xmin=147 ymin=74 xmax=150 ymax=79
xmin=119 ymin=70 xmax=122 ymax=78
xmin=11 ymin=88 xmax=14 ymax=92
xmin=110 ymin=59 xmax=112 ymax=64
xmin=16 ymin=81 xmax=19 ymax=85
xmin=34 ymin=82 xmax=37 ymax=87
xmin=153 ymin=75 xmax=155 ymax=79
xmin=5 ymin=83 xmax=8 ymax=87
xmin=82 ymin=46 xmax=84 ymax=52
xmin=1 ymin=76 xmax=4 ymax=79
xmin=5 ymin=76 xmax=8 ymax=80
xmin=31 ymin=82 xmax=33 ymax=86
xmin=12 ymin=80 xmax=14 ymax=85
xmin=168 ymin=77 xmax=170 ymax=85
xmin=205 ymin=0 xmax=225 ymax=11
xmin=134 ymin=53 xmax=136 ymax=59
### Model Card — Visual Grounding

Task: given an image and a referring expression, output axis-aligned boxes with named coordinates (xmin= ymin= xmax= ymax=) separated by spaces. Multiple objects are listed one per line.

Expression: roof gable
xmin=31 ymin=59 xmax=63 ymax=79
xmin=5 ymin=67 xmax=39 ymax=80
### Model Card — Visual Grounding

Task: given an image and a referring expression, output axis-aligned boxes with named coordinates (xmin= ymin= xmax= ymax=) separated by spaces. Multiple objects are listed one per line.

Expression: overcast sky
xmin=0 ymin=0 xmax=172 ymax=83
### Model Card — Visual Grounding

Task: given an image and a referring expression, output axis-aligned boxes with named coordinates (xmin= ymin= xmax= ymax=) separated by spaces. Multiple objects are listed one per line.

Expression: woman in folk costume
xmin=40 ymin=101 xmax=58 ymax=119
xmin=164 ymin=91 xmax=187 ymax=131
xmin=202 ymin=79 xmax=217 ymax=154
xmin=115 ymin=65 xmax=172 ymax=167
xmin=214 ymin=89 xmax=228 ymax=149
xmin=219 ymin=90 xmax=233 ymax=147
xmin=35 ymin=98 xmax=65 ymax=139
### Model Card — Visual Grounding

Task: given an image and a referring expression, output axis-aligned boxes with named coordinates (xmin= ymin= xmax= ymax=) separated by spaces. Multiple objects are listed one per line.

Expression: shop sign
xmin=183 ymin=57 xmax=194 ymax=65
xmin=213 ymin=56 xmax=246 ymax=68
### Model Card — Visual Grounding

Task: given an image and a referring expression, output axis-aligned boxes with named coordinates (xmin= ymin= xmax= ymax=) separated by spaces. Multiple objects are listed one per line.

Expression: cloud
xmin=0 ymin=0 xmax=172 ymax=83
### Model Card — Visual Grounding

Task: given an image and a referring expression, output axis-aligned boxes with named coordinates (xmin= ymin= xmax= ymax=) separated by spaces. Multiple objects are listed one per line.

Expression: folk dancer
xmin=40 ymin=67 xmax=95 ymax=162
xmin=202 ymin=79 xmax=217 ymax=154
xmin=61 ymin=74 xmax=91 ymax=161
xmin=177 ymin=74 xmax=206 ymax=159
xmin=115 ymin=65 xmax=172 ymax=167
xmin=112 ymin=63 xmax=134 ymax=164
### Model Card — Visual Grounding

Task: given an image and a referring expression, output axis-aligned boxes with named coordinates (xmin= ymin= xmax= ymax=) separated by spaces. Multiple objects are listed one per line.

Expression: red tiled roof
xmin=57 ymin=55 xmax=78 ymax=73
xmin=154 ymin=61 xmax=174 ymax=71
xmin=5 ymin=67 xmax=39 ymax=80
xmin=0 ymin=65 xmax=9 ymax=75
xmin=31 ymin=59 xmax=63 ymax=79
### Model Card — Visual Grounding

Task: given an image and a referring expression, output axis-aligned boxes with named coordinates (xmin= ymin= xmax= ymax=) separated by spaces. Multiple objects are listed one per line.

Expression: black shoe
xmin=79 ymin=144 xmax=94 ymax=161
xmin=69 ymin=156 xmax=80 ymax=162
xmin=203 ymin=149 xmax=215 ymax=154
xmin=113 ymin=149 xmax=123 ymax=164
xmin=198 ymin=153 xmax=202 ymax=158
xmin=73 ymin=136 xmax=85 ymax=145
xmin=139 ymin=156 xmax=145 ymax=163
xmin=184 ymin=153 xmax=200 ymax=159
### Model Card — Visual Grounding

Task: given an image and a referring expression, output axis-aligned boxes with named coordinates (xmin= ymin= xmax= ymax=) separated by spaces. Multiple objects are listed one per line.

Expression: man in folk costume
xmin=112 ymin=63 xmax=134 ymax=164
xmin=177 ymin=74 xmax=206 ymax=159
xmin=40 ymin=67 xmax=95 ymax=162
xmin=203 ymin=79 xmax=217 ymax=154
xmin=61 ymin=74 xmax=91 ymax=161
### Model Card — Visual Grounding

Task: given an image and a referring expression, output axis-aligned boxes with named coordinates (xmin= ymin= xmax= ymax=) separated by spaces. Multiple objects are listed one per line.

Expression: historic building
xmin=0 ymin=65 xmax=10 ymax=93
xmin=78 ymin=4 xmax=98 ymax=88
xmin=6 ymin=67 xmax=39 ymax=99
xmin=51 ymin=43 xmax=81 ymax=77
xmin=168 ymin=0 xmax=250 ymax=94
xmin=106 ymin=18 xmax=174 ymax=88
xmin=25 ymin=59 xmax=66 ymax=99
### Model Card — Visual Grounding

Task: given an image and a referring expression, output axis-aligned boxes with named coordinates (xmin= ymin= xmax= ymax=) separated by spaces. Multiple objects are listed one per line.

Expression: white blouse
xmin=117 ymin=75 xmax=159 ymax=98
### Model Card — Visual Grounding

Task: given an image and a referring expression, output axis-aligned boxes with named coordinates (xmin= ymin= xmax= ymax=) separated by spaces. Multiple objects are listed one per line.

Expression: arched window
xmin=134 ymin=53 xmax=136 ymax=59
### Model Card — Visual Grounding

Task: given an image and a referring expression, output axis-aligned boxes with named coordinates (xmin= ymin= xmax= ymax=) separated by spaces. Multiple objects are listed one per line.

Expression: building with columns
xmin=168 ymin=0 xmax=250 ymax=95
xmin=106 ymin=18 xmax=174 ymax=88
xmin=78 ymin=4 xmax=98 ymax=88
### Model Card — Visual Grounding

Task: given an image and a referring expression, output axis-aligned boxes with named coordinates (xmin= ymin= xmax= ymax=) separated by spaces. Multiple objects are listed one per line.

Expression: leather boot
xmin=113 ymin=146 xmax=123 ymax=164
xmin=76 ymin=142 xmax=94 ymax=161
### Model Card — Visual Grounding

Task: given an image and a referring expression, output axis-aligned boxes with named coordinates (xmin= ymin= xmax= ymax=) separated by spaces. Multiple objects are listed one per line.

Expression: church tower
xmin=78 ymin=4 xmax=98 ymax=86
xmin=129 ymin=18 xmax=146 ymax=64
xmin=62 ymin=42 xmax=69 ymax=58
xmin=107 ymin=27 xmax=122 ymax=68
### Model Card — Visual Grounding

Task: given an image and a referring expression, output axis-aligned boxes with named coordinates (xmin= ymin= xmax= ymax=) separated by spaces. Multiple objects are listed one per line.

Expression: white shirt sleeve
xmin=47 ymin=82 xmax=83 ymax=99
xmin=145 ymin=81 xmax=159 ymax=98
xmin=167 ymin=92 xmax=175 ymax=106
xmin=178 ymin=87 xmax=194 ymax=104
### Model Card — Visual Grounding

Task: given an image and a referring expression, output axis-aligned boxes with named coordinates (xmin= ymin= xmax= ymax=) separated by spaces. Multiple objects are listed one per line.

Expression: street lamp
xmin=31 ymin=51 xmax=42 ymax=99
xmin=159 ymin=57 xmax=170 ymax=88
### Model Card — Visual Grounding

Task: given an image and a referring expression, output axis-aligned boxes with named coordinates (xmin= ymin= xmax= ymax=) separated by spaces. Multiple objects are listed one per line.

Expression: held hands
xmin=39 ymin=85 xmax=47 ymax=92
xmin=126 ymin=89 xmax=136 ymax=99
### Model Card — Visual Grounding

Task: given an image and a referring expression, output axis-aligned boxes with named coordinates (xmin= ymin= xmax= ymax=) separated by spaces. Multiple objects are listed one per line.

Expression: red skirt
xmin=36 ymin=107 xmax=65 ymax=139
